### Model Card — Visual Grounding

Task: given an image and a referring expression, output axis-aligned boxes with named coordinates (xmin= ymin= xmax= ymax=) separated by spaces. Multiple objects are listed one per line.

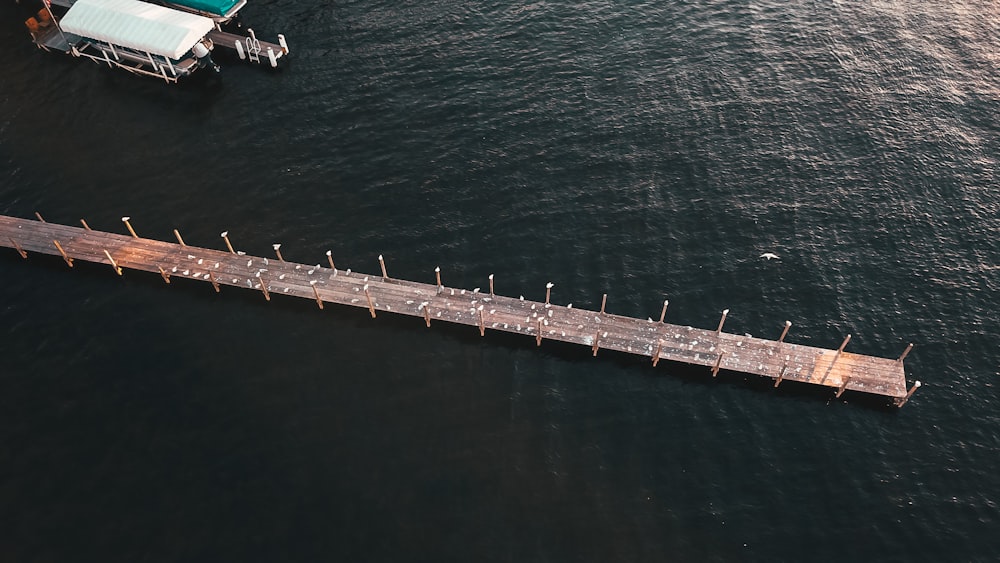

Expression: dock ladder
xmin=243 ymin=29 xmax=261 ymax=63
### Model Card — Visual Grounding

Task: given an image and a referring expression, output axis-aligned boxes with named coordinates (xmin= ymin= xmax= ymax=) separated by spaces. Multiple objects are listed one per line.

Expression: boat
xmin=22 ymin=0 xmax=289 ymax=82
xmin=26 ymin=0 xmax=220 ymax=81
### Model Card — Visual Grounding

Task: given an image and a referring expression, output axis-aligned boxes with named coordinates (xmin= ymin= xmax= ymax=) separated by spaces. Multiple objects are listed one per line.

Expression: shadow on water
xmin=91 ymin=66 xmax=227 ymax=108
xmin=4 ymin=248 xmax=904 ymax=412
xmin=6 ymin=248 xmax=906 ymax=412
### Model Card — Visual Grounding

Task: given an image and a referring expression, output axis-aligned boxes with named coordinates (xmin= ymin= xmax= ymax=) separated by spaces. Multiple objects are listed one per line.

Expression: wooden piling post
xmin=310 ymin=280 xmax=323 ymax=309
xmin=35 ymin=211 xmax=45 ymax=223
xmin=261 ymin=283 xmax=270 ymax=301
xmin=8 ymin=237 xmax=27 ymax=259
xmin=53 ymin=240 xmax=73 ymax=267
xmin=435 ymin=267 xmax=442 ymax=291
xmin=836 ymin=334 xmax=851 ymax=353
xmin=423 ymin=305 xmax=431 ymax=327
xmin=545 ymin=282 xmax=553 ymax=306
xmin=273 ymin=244 xmax=284 ymax=262
xmin=836 ymin=375 xmax=851 ymax=398
xmin=716 ymin=309 xmax=729 ymax=335
xmin=896 ymin=381 xmax=921 ymax=408
xmin=833 ymin=334 xmax=852 ymax=362
xmin=80 ymin=219 xmax=92 ymax=231
xmin=364 ymin=284 xmax=376 ymax=318
xmin=897 ymin=343 xmax=914 ymax=364
xmin=600 ymin=293 xmax=607 ymax=314
xmin=659 ymin=300 xmax=669 ymax=323
xmin=712 ymin=352 xmax=725 ymax=377
xmin=259 ymin=275 xmax=271 ymax=301
xmin=173 ymin=229 xmax=187 ymax=247
xmin=379 ymin=254 xmax=388 ymax=280
xmin=478 ymin=307 xmax=485 ymax=336
xmin=158 ymin=266 xmax=171 ymax=284
xmin=326 ymin=250 xmax=335 ymax=271
xmin=209 ymin=270 xmax=220 ymax=292
xmin=778 ymin=320 xmax=792 ymax=343
xmin=121 ymin=216 xmax=138 ymax=238
xmin=774 ymin=361 xmax=787 ymax=388
xmin=103 ymin=250 xmax=122 ymax=275
xmin=652 ymin=341 xmax=662 ymax=367
xmin=536 ymin=318 xmax=542 ymax=346
xmin=221 ymin=231 xmax=235 ymax=254
xmin=489 ymin=274 xmax=494 ymax=297
xmin=592 ymin=331 xmax=600 ymax=356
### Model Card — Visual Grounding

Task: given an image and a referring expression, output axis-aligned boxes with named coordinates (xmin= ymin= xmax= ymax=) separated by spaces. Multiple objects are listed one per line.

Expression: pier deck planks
xmin=0 ymin=215 xmax=911 ymax=403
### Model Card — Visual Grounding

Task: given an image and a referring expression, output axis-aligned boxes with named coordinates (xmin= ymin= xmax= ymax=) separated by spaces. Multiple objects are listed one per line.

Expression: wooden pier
xmin=0 ymin=214 xmax=920 ymax=407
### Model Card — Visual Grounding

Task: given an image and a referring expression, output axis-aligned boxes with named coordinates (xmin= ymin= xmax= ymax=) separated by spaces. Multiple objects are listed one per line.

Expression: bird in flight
xmin=760 ymin=252 xmax=780 ymax=260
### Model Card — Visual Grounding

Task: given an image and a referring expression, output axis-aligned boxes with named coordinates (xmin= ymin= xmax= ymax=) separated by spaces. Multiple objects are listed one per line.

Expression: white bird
xmin=760 ymin=252 xmax=780 ymax=261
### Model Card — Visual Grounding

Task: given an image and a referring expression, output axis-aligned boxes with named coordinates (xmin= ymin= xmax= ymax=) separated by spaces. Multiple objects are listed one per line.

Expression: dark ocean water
xmin=2 ymin=0 xmax=999 ymax=560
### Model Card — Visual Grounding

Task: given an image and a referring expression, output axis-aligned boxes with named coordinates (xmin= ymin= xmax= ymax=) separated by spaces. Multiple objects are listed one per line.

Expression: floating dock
xmin=206 ymin=28 xmax=288 ymax=68
xmin=0 ymin=213 xmax=920 ymax=407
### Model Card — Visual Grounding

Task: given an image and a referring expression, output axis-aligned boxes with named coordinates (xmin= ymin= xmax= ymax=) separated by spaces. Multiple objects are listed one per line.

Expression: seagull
xmin=760 ymin=252 xmax=780 ymax=261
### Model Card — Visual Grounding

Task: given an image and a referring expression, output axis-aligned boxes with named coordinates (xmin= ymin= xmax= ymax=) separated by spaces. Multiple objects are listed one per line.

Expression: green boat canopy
xmin=168 ymin=0 xmax=242 ymax=16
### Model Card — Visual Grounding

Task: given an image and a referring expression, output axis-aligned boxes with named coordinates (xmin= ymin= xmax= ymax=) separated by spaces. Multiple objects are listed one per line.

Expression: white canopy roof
xmin=60 ymin=0 xmax=215 ymax=59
